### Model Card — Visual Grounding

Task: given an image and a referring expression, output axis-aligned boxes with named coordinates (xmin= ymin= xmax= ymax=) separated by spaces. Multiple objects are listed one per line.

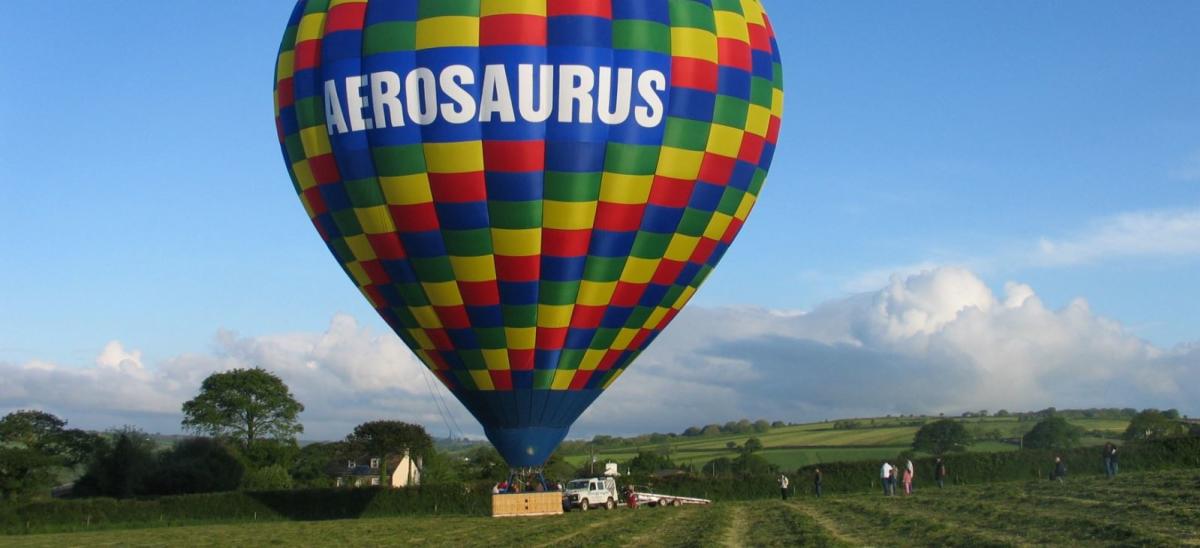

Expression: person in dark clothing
xmin=1103 ymin=442 xmax=1114 ymax=478
xmin=813 ymin=468 xmax=823 ymax=498
xmin=935 ymin=458 xmax=947 ymax=488
xmin=1053 ymin=456 xmax=1067 ymax=483
xmin=1109 ymin=445 xmax=1119 ymax=477
xmin=779 ymin=474 xmax=790 ymax=500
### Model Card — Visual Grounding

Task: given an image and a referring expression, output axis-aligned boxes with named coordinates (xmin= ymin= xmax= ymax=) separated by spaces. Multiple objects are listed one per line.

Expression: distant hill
xmin=555 ymin=409 xmax=1138 ymax=470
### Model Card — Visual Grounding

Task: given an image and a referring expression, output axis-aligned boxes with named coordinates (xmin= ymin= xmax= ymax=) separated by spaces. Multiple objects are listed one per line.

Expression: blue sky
xmin=1 ymin=1 xmax=1197 ymax=437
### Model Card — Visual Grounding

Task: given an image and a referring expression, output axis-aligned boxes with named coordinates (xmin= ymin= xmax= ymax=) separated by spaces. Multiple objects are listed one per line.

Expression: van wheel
xmin=580 ymin=499 xmax=589 ymax=511
xmin=606 ymin=498 xmax=615 ymax=510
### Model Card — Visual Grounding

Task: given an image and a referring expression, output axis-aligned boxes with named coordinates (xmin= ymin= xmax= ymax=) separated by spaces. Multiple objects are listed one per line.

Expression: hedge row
xmin=0 ymin=483 xmax=494 ymax=535
xmin=3 ymin=438 xmax=1197 ymax=535
xmin=789 ymin=436 xmax=1200 ymax=496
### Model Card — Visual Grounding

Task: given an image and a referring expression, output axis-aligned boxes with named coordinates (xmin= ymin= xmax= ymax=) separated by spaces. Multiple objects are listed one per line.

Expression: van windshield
xmin=567 ymin=480 xmax=590 ymax=490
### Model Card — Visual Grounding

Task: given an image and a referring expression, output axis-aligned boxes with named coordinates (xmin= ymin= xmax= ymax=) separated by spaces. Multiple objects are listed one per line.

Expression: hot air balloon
xmin=273 ymin=0 xmax=783 ymax=468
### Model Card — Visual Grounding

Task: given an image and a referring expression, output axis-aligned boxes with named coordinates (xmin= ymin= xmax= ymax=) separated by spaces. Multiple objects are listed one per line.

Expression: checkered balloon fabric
xmin=274 ymin=0 xmax=783 ymax=466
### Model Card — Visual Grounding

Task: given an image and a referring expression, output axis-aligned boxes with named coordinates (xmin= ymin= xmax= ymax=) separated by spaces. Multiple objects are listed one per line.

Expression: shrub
xmin=241 ymin=465 xmax=293 ymax=492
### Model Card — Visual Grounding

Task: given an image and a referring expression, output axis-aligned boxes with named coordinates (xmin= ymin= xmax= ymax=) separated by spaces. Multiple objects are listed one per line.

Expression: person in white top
xmin=880 ymin=462 xmax=893 ymax=496
xmin=779 ymin=474 xmax=790 ymax=500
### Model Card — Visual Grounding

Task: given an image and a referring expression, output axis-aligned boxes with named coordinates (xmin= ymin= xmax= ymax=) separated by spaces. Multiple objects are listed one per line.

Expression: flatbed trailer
xmin=630 ymin=490 xmax=711 ymax=507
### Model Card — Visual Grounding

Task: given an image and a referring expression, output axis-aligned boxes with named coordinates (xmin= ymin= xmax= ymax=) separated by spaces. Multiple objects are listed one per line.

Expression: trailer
xmin=628 ymin=487 xmax=711 ymax=508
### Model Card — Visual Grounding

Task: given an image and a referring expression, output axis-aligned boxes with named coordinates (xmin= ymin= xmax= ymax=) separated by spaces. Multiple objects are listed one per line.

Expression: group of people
xmin=775 ymin=442 xmax=1123 ymax=500
xmin=492 ymin=478 xmax=560 ymax=494
xmin=881 ymin=458 xmax=950 ymax=496
xmin=777 ymin=469 xmax=824 ymax=500
xmin=879 ymin=459 xmax=912 ymax=496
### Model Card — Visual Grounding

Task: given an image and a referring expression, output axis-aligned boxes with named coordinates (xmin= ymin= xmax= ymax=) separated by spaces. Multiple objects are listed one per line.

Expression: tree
xmin=143 ymin=438 xmax=244 ymax=495
xmin=290 ymin=442 xmax=346 ymax=488
xmin=76 ymin=428 xmax=158 ymax=498
xmin=241 ymin=464 xmax=293 ymax=491
xmin=0 ymin=410 xmax=65 ymax=448
xmin=912 ymin=419 xmax=971 ymax=455
xmin=345 ymin=421 xmax=433 ymax=461
xmin=0 ymin=410 xmax=99 ymax=466
xmin=752 ymin=419 xmax=771 ymax=433
xmin=1023 ymin=417 xmax=1083 ymax=450
xmin=1123 ymin=409 xmax=1187 ymax=441
xmin=182 ymin=368 xmax=304 ymax=448
xmin=725 ymin=441 xmax=738 ymax=450
xmin=700 ymin=424 xmax=722 ymax=436
xmin=771 ymin=421 xmax=786 ymax=428
xmin=682 ymin=426 xmax=702 ymax=437
xmin=628 ymin=450 xmax=674 ymax=474
xmin=742 ymin=437 xmax=763 ymax=454
xmin=0 ymin=411 xmax=101 ymax=499
xmin=0 ymin=447 xmax=57 ymax=500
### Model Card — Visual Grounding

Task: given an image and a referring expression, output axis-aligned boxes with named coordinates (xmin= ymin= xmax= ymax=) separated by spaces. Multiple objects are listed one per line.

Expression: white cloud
xmin=2 ymin=269 xmax=1197 ymax=441
xmin=0 ymin=315 xmax=468 ymax=440
xmin=582 ymin=267 xmax=1198 ymax=435
xmin=1032 ymin=208 xmax=1200 ymax=266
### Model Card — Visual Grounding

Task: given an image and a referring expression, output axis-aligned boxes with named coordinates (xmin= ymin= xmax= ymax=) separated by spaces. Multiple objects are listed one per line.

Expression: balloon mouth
xmin=485 ymin=426 xmax=571 ymax=468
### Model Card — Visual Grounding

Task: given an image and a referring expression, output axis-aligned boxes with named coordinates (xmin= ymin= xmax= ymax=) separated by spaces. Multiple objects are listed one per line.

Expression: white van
xmin=563 ymin=477 xmax=618 ymax=511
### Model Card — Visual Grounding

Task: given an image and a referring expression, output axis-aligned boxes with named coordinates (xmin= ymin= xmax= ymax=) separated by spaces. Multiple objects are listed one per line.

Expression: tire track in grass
xmin=787 ymin=500 xmax=861 ymax=546
xmin=799 ymin=496 xmax=920 ymax=547
xmin=723 ymin=504 xmax=748 ymax=547
xmin=624 ymin=505 xmax=710 ymax=546
xmin=832 ymin=498 xmax=1014 ymax=548
xmin=843 ymin=497 xmax=1028 ymax=547
xmin=529 ymin=507 xmax=642 ymax=547
xmin=1026 ymin=493 xmax=1200 ymax=542
xmin=737 ymin=500 xmax=845 ymax=547
xmin=911 ymin=489 xmax=1176 ymax=546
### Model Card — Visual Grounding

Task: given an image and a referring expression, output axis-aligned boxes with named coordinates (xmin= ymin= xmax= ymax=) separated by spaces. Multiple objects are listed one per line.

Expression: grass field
xmin=8 ymin=468 xmax=1195 ymax=547
xmin=561 ymin=416 xmax=1128 ymax=470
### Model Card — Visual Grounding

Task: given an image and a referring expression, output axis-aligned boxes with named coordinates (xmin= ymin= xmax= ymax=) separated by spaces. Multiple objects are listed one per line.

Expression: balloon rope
xmin=420 ymin=366 xmax=458 ymax=439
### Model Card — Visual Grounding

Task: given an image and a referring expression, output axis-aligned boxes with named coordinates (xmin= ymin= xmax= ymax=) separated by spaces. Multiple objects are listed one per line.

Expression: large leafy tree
xmin=345 ymin=420 xmax=433 ymax=460
xmin=912 ymin=419 xmax=971 ymax=455
xmin=182 ymin=368 xmax=304 ymax=448
xmin=1023 ymin=416 xmax=1084 ymax=450
xmin=0 ymin=410 xmax=102 ymax=499
xmin=1123 ymin=409 xmax=1187 ymax=441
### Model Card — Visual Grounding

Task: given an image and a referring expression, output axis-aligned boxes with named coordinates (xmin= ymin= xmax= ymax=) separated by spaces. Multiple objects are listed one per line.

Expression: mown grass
xmin=7 ymin=468 xmax=1194 ymax=547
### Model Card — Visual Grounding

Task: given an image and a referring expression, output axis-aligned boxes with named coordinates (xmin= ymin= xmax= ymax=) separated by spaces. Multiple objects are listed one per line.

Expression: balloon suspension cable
xmin=420 ymin=367 xmax=461 ymax=440
xmin=501 ymin=467 xmax=549 ymax=493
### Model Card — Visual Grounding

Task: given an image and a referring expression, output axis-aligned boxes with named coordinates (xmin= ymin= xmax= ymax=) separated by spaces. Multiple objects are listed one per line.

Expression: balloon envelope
xmin=273 ymin=0 xmax=783 ymax=467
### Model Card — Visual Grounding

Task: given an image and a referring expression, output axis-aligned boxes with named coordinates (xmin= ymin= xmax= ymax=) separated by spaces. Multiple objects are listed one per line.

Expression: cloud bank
xmin=2 ymin=268 xmax=1196 ymax=440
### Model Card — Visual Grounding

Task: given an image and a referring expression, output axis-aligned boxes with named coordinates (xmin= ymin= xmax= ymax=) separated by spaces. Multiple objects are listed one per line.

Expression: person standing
xmin=902 ymin=466 xmax=913 ymax=495
xmin=779 ymin=474 xmax=790 ymax=500
xmin=1053 ymin=456 xmax=1067 ymax=483
xmin=905 ymin=459 xmax=915 ymax=492
xmin=888 ymin=466 xmax=897 ymax=496
xmin=1109 ymin=445 xmax=1119 ymax=477
xmin=880 ymin=461 xmax=893 ymax=496
xmin=813 ymin=468 xmax=823 ymax=498
xmin=935 ymin=458 xmax=947 ymax=488
xmin=1103 ymin=442 xmax=1114 ymax=478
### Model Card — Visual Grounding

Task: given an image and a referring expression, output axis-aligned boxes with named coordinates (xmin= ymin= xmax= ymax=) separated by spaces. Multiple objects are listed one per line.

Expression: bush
xmin=241 ymin=465 xmax=293 ymax=492
xmin=0 ymin=483 xmax=494 ymax=535
xmin=145 ymin=438 xmax=244 ymax=496
xmin=1023 ymin=417 xmax=1084 ymax=450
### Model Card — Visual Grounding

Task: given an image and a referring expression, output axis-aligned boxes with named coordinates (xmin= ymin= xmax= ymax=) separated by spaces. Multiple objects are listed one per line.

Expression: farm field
xmin=8 ymin=468 xmax=1195 ymax=547
xmin=560 ymin=416 xmax=1128 ymax=470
